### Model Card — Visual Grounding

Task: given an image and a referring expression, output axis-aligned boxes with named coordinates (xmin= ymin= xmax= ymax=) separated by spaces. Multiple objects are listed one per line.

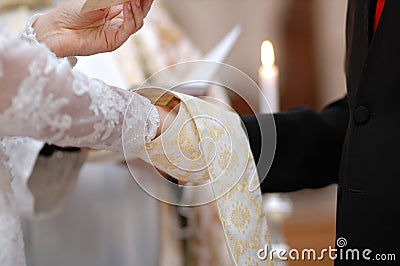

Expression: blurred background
xmin=162 ymin=0 xmax=347 ymax=112
xmin=1 ymin=0 xmax=348 ymax=265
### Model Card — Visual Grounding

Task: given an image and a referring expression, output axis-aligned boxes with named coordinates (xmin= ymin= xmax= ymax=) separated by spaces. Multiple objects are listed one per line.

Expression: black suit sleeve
xmin=241 ymin=95 xmax=349 ymax=193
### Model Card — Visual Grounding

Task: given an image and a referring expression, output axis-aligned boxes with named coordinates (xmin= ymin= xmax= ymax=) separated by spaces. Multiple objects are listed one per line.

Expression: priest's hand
xmin=33 ymin=0 xmax=153 ymax=57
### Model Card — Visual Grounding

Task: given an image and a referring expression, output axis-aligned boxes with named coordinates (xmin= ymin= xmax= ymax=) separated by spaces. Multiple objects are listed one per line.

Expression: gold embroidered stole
xmin=134 ymin=88 xmax=273 ymax=265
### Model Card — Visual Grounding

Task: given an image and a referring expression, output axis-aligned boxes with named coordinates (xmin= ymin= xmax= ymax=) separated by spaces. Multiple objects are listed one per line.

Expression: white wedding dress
xmin=0 ymin=18 xmax=160 ymax=266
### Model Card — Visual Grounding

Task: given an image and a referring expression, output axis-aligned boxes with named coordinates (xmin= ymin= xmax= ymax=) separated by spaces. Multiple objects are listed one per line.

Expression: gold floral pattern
xmin=135 ymin=88 xmax=273 ymax=265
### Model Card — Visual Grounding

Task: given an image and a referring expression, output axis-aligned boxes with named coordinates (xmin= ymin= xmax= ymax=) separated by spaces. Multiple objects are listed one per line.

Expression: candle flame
xmin=261 ymin=40 xmax=275 ymax=67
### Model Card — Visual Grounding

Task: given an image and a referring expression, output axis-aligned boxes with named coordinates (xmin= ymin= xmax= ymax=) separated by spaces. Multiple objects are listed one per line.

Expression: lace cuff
xmin=145 ymin=104 xmax=160 ymax=143
xmin=19 ymin=13 xmax=42 ymax=45
xmin=19 ymin=13 xmax=78 ymax=67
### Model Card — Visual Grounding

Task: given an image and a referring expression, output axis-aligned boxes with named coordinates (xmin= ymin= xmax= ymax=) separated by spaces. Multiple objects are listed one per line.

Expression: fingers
xmin=130 ymin=0 xmax=153 ymax=15
xmin=115 ymin=0 xmax=153 ymax=49
xmin=121 ymin=0 xmax=144 ymax=35
xmin=124 ymin=0 xmax=154 ymax=31
xmin=103 ymin=5 xmax=124 ymax=22
xmin=141 ymin=0 xmax=154 ymax=18
xmin=130 ymin=0 xmax=145 ymax=31
xmin=117 ymin=1 xmax=137 ymax=41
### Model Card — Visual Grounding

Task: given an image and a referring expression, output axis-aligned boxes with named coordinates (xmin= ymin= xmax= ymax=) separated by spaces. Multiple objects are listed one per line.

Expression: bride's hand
xmin=33 ymin=0 xmax=153 ymax=57
xmin=154 ymin=104 xmax=179 ymax=138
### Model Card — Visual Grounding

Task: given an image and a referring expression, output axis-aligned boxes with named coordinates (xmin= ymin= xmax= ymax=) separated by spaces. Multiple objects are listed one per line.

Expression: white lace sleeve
xmin=0 ymin=24 xmax=160 ymax=152
xmin=19 ymin=14 xmax=78 ymax=67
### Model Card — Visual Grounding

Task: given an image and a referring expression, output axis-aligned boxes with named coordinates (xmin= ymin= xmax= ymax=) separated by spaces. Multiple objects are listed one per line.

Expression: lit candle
xmin=259 ymin=40 xmax=279 ymax=113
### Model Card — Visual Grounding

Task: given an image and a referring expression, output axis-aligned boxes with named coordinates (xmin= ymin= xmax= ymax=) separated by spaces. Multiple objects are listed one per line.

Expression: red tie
xmin=374 ymin=0 xmax=386 ymax=32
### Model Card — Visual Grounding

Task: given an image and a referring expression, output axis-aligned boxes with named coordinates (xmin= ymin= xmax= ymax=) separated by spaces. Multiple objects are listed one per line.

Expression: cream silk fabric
xmin=133 ymin=88 xmax=273 ymax=266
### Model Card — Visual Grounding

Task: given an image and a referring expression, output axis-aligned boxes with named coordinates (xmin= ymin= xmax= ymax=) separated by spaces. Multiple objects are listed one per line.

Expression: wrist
xmin=155 ymin=105 xmax=178 ymax=138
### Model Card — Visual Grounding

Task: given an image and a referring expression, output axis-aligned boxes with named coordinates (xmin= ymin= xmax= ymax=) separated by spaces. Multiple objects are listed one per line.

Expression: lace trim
xmin=0 ymin=139 xmax=12 ymax=185
xmin=145 ymin=104 xmax=160 ymax=142
xmin=19 ymin=13 xmax=42 ymax=45
xmin=1 ymin=16 xmax=160 ymax=154
xmin=0 ymin=13 xmax=79 ymax=183
xmin=19 ymin=13 xmax=77 ymax=68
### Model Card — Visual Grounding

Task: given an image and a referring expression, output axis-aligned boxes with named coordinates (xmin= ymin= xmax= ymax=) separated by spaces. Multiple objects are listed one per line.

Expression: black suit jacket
xmin=242 ymin=0 xmax=400 ymax=264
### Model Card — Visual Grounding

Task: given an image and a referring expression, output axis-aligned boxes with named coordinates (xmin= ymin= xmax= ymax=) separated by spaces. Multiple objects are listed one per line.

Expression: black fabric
xmin=39 ymin=143 xmax=80 ymax=157
xmin=242 ymin=96 xmax=348 ymax=193
xmin=242 ymin=0 xmax=400 ymax=264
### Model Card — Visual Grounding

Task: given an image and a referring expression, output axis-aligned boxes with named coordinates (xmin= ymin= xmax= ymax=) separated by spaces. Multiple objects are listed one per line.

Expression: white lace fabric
xmin=0 ymin=18 xmax=159 ymax=266
xmin=0 ymin=22 xmax=159 ymax=151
